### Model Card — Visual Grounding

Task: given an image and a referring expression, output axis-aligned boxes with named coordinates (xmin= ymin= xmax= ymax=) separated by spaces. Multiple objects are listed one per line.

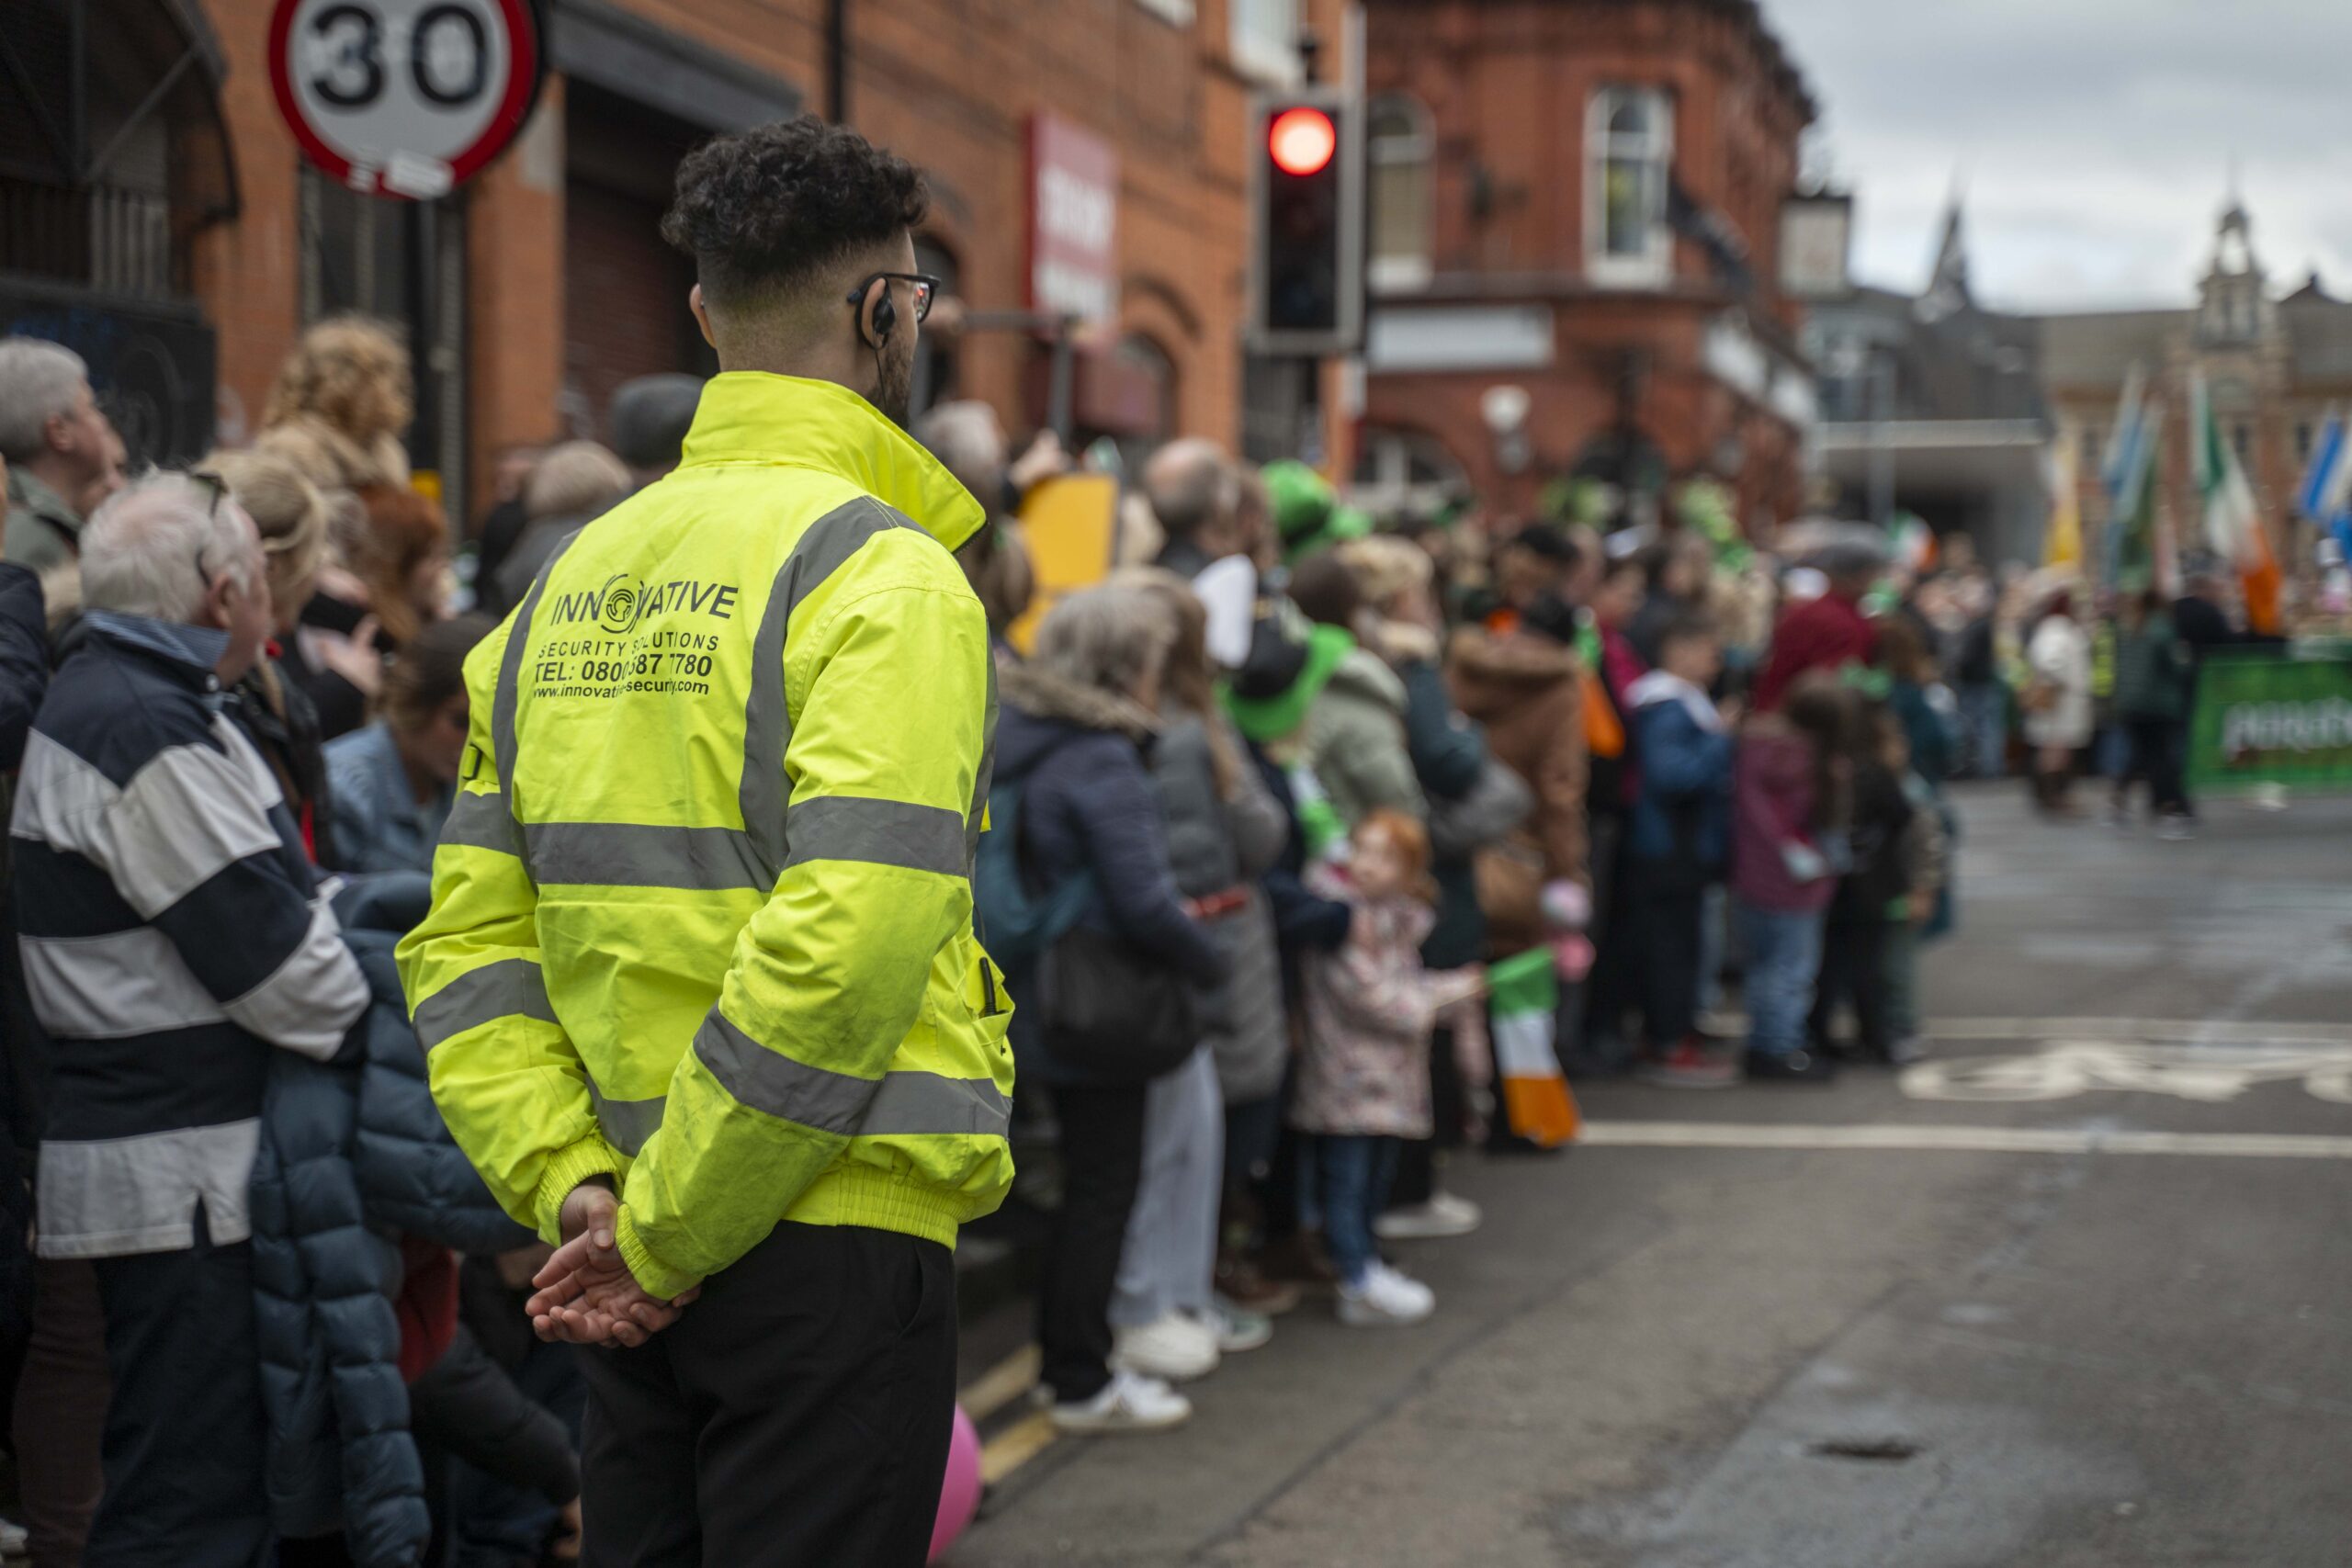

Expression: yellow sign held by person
xmin=1007 ymin=473 xmax=1121 ymax=654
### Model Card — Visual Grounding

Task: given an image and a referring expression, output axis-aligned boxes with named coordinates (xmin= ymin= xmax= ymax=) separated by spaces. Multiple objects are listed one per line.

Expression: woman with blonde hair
xmin=254 ymin=317 xmax=414 ymax=500
xmin=991 ymin=583 xmax=1228 ymax=1435
xmin=203 ymin=448 xmax=345 ymax=858
xmin=1100 ymin=569 xmax=1295 ymax=1371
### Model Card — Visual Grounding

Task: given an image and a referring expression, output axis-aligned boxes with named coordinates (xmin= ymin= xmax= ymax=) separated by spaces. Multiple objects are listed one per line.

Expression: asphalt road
xmin=948 ymin=784 xmax=2352 ymax=1567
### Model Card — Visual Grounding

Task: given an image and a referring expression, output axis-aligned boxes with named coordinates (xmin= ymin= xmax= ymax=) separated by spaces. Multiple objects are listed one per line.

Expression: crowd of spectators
xmin=0 ymin=320 xmax=2282 ymax=1547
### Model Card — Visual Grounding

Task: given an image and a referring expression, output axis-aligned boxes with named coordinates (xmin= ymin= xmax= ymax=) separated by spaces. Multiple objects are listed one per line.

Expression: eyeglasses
xmin=843 ymin=271 xmax=943 ymax=324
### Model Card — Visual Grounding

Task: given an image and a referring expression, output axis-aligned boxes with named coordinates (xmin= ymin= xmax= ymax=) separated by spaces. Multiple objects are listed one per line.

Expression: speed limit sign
xmin=269 ymin=0 xmax=544 ymax=199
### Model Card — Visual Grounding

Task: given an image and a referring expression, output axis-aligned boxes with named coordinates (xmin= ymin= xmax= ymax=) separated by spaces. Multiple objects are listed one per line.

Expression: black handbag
xmin=1036 ymin=922 xmax=1196 ymax=1082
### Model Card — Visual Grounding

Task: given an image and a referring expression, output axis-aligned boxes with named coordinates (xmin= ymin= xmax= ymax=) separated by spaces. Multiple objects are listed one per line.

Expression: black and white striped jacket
xmin=10 ymin=611 xmax=368 ymax=1258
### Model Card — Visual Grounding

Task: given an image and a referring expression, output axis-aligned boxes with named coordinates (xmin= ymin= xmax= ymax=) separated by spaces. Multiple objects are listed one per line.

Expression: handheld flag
xmin=1487 ymin=949 xmax=1580 ymax=1147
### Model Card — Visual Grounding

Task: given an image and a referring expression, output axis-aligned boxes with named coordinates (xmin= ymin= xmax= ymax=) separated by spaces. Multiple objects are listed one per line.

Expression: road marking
xmin=1579 ymin=1122 xmax=2352 ymax=1158
xmin=959 ymin=1344 xmax=1060 ymax=1488
xmin=1918 ymin=1018 xmax=2352 ymax=1044
xmin=959 ymin=1344 xmax=1042 ymax=1425
xmin=1900 ymin=1042 xmax=2352 ymax=1104
xmin=981 ymin=1410 xmax=1059 ymax=1485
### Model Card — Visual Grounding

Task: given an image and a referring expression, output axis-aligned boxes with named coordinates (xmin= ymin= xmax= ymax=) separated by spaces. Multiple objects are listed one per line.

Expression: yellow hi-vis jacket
xmin=396 ymin=373 xmax=1012 ymax=1301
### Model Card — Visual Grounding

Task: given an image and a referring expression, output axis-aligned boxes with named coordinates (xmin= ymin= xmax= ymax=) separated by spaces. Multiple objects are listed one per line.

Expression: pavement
xmin=946 ymin=784 xmax=2352 ymax=1567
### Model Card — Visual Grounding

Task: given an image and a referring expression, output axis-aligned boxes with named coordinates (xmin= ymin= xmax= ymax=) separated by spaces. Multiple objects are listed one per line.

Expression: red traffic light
xmin=1268 ymin=107 xmax=1336 ymax=177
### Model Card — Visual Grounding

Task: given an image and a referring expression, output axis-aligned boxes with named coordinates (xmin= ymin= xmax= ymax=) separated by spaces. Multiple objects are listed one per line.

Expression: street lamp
xmin=1481 ymin=384 xmax=1532 ymax=476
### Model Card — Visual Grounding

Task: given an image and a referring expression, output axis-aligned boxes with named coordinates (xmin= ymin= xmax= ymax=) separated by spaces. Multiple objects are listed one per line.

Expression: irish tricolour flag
xmin=2191 ymin=368 xmax=2282 ymax=635
xmin=1487 ymin=949 xmax=1580 ymax=1147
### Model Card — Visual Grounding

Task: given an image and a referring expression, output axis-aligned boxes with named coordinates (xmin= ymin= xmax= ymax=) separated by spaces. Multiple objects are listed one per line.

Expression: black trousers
xmin=1038 ymin=1081 xmax=1148 ymax=1403
xmin=1579 ymin=816 xmax=1636 ymax=1061
xmin=1810 ymin=917 xmax=1893 ymax=1058
xmin=575 ymin=1223 xmax=956 ymax=1568
xmin=1629 ymin=884 xmax=1705 ymax=1050
xmin=86 ymin=1209 xmax=272 ymax=1568
xmin=411 ymin=1323 xmax=580 ymax=1564
xmin=2120 ymin=716 xmax=2191 ymax=818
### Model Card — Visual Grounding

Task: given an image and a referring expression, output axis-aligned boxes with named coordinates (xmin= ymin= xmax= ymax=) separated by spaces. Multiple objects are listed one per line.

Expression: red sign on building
xmin=1028 ymin=113 xmax=1118 ymax=327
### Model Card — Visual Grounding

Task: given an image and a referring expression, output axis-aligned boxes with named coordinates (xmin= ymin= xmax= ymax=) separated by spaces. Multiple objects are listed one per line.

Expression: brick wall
xmin=1361 ymin=0 xmax=1812 ymax=530
xmin=190 ymin=0 xmax=1347 ymax=518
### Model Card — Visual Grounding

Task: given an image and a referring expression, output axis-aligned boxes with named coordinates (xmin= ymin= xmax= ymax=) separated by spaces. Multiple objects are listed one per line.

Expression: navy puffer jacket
xmin=251 ymin=874 xmax=528 ymax=1565
xmin=994 ymin=663 xmax=1227 ymax=1087
xmin=348 ymin=883 xmax=531 ymax=1254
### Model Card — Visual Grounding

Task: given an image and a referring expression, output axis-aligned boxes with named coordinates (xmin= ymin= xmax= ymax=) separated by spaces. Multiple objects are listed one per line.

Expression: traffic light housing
xmin=1248 ymin=88 xmax=1363 ymax=355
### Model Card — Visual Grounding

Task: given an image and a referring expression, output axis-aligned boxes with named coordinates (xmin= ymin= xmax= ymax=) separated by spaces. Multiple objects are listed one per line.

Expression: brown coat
xmin=1447 ymin=626 xmax=1589 ymax=953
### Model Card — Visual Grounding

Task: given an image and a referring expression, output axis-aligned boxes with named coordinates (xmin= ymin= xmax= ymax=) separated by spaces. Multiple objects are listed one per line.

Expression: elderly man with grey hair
xmin=0 ymin=337 xmax=124 ymax=571
xmin=1144 ymin=437 xmax=1243 ymax=581
xmin=10 ymin=472 xmax=370 ymax=1564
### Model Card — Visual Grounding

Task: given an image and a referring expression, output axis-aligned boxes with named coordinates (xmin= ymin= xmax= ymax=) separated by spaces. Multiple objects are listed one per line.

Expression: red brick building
xmin=1354 ymin=0 xmax=1816 ymax=533
xmin=4 ymin=0 xmax=1347 ymax=516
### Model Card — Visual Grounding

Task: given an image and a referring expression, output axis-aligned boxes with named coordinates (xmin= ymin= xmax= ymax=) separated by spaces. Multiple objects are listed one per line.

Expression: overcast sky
xmin=1764 ymin=0 xmax=2352 ymax=312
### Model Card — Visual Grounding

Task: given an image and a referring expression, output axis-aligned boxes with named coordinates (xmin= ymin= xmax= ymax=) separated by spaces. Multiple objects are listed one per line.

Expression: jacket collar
xmin=82 ymin=610 xmax=228 ymax=691
xmin=676 ymin=372 xmax=985 ymax=550
xmin=1627 ymin=669 xmax=1724 ymax=733
xmin=1000 ymin=660 xmax=1160 ymax=742
xmin=6 ymin=466 xmax=80 ymax=533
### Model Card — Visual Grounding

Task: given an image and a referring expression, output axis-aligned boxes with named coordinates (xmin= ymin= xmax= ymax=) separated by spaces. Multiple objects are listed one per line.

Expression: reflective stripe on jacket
xmin=396 ymin=374 xmax=1012 ymax=1300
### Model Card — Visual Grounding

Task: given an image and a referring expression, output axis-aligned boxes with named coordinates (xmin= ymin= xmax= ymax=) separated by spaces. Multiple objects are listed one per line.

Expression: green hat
xmin=1262 ymin=460 xmax=1334 ymax=546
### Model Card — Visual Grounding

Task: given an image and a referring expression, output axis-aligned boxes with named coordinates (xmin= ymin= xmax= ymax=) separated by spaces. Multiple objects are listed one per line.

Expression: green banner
xmin=2187 ymin=652 xmax=2352 ymax=794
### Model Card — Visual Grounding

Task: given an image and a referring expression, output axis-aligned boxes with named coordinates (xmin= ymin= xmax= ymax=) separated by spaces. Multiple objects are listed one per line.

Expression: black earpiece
xmin=848 ymin=276 xmax=897 ymax=348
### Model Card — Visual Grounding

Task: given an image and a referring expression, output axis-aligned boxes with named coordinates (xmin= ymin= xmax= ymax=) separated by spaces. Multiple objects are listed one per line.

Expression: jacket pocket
xmin=953 ymin=934 xmax=1015 ymax=1060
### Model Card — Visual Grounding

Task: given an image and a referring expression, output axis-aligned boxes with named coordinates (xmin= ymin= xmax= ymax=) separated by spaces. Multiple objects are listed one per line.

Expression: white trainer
xmin=1112 ymin=1310 xmax=1220 ymax=1382
xmin=1374 ymin=1190 xmax=1484 ymax=1241
xmin=1050 ymin=1369 xmax=1193 ymax=1434
xmin=1197 ymin=1301 xmax=1273 ymax=1354
xmin=1338 ymin=1261 xmax=1436 ymax=1326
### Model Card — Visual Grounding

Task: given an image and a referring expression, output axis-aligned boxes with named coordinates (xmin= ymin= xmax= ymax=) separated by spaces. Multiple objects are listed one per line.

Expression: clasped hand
xmin=525 ymin=1183 xmax=699 ymax=1347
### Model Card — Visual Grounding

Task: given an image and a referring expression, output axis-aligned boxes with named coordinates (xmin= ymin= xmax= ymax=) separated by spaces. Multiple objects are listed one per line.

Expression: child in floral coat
xmin=1292 ymin=809 xmax=1483 ymax=1326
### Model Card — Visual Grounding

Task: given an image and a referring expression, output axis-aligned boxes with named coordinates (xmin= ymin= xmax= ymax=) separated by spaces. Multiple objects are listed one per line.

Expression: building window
xmin=1587 ymin=87 xmax=1673 ymax=286
xmin=1132 ymin=0 xmax=1194 ymax=22
xmin=1351 ymin=425 xmax=1465 ymax=515
xmin=1229 ymin=0 xmax=1300 ymax=84
xmin=1369 ymin=96 xmax=1434 ymax=293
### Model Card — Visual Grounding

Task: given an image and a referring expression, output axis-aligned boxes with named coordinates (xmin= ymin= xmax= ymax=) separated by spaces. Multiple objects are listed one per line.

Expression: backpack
xmin=971 ymin=773 xmax=1094 ymax=976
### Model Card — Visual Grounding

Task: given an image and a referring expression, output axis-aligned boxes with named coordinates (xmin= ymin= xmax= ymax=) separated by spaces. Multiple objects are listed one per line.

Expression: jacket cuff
xmin=614 ymin=1210 xmax=701 ymax=1302
xmin=531 ymin=1134 xmax=627 ymax=1245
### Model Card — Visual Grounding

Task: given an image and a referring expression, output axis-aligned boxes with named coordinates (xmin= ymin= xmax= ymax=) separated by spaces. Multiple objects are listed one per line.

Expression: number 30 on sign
xmin=268 ymin=0 xmax=544 ymax=199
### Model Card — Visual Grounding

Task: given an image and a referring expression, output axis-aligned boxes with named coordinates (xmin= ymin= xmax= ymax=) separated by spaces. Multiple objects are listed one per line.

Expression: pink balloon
xmin=929 ymin=1404 xmax=984 ymax=1562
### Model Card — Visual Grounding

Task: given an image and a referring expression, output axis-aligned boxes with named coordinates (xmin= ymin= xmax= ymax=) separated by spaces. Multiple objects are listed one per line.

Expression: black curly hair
xmin=660 ymin=116 xmax=929 ymax=308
